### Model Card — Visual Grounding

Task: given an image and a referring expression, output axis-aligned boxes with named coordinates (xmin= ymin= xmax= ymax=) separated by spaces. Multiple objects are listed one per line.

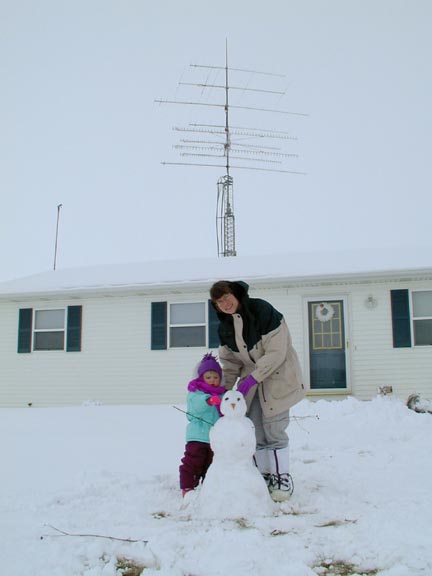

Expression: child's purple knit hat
xmin=197 ymin=353 xmax=222 ymax=378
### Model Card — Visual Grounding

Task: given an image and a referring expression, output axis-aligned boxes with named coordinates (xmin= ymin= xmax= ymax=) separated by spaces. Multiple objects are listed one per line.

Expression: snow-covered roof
xmin=0 ymin=246 xmax=431 ymax=299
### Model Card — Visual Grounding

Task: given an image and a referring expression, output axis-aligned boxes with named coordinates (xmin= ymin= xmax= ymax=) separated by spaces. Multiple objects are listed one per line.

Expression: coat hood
xmin=229 ymin=280 xmax=249 ymax=300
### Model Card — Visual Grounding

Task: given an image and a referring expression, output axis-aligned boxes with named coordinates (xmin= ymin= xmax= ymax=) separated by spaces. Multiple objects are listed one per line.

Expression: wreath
xmin=315 ymin=302 xmax=335 ymax=323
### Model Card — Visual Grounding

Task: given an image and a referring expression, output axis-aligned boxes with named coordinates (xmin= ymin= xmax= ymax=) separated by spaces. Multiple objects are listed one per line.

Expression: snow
xmin=0 ymin=245 xmax=431 ymax=298
xmin=2 ymin=395 xmax=432 ymax=575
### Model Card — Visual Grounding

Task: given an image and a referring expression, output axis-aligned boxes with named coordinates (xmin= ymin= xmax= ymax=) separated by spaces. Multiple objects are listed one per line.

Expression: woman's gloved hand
xmin=237 ymin=375 xmax=257 ymax=396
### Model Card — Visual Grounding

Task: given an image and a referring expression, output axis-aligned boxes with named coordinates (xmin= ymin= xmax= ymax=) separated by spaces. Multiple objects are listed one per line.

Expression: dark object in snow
xmin=406 ymin=393 xmax=432 ymax=414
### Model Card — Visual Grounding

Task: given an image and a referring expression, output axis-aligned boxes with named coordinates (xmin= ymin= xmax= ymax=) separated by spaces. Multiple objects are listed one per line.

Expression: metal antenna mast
xmin=155 ymin=43 xmax=308 ymax=258
xmin=217 ymin=41 xmax=236 ymax=257
xmin=53 ymin=203 xmax=62 ymax=270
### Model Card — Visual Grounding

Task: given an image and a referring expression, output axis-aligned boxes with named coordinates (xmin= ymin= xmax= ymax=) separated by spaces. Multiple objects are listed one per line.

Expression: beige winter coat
xmin=219 ymin=312 xmax=305 ymax=418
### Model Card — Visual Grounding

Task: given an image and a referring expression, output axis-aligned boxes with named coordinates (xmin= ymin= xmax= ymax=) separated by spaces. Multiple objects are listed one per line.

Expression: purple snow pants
xmin=179 ymin=441 xmax=214 ymax=490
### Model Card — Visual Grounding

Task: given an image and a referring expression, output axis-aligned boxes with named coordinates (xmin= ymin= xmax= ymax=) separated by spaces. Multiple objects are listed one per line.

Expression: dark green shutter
xmin=390 ymin=289 xmax=411 ymax=348
xmin=208 ymin=300 xmax=220 ymax=349
xmin=151 ymin=302 xmax=167 ymax=350
xmin=17 ymin=308 xmax=32 ymax=353
xmin=66 ymin=305 xmax=82 ymax=352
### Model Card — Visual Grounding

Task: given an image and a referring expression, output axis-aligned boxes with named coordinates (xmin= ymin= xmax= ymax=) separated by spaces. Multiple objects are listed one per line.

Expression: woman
xmin=210 ymin=280 xmax=304 ymax=501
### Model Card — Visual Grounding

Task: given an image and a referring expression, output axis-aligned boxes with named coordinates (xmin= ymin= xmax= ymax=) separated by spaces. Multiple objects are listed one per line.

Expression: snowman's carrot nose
xmin=230 ymin=403 xmax=236 ymax=410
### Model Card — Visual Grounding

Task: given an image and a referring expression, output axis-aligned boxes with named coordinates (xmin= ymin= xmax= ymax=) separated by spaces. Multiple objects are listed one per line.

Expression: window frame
xmin=168 ymin=301 xmax=207 ymax=349
xmin=32 ymin=307 xmax=66 ymax=352
xmin=411 ymin=289 xmax=432 ymax=347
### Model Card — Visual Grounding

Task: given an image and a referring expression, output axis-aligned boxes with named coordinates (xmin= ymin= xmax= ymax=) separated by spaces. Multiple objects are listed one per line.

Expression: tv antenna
xmin=155 ymin=41 xmax=308 ymax=257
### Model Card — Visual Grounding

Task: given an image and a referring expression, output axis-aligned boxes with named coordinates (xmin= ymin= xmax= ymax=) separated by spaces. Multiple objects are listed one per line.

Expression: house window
xmin=151 ymin=300 xmax=219 ymax=350
xmin=412 ymin=291 xmax=432 ymax=346
xmin=18 ymin=306 xmax=82 ymax=353
xmin=169 ymin=302 xmax=206 ymax=347
xmin=34 ymin=309 xmax=65 ymax=350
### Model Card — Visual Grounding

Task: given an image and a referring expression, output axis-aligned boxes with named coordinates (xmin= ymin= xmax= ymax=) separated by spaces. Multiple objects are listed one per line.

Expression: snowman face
xmin=220 ymin=390 xmax=247 ymax=418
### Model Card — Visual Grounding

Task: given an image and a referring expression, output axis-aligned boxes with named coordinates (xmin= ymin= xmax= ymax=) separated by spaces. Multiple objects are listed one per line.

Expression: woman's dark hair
xmin=210 ymin=281 xmax=233 ymax=302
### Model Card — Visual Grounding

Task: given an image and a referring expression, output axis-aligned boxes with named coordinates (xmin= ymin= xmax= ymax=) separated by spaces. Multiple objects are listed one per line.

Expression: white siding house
xmin=0 ymin=248 xmax=431 ymax=407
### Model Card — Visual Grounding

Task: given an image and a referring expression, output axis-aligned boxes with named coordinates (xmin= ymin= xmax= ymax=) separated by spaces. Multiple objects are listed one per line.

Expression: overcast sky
xmin=1 ymin=0 xmax=431 ymax=282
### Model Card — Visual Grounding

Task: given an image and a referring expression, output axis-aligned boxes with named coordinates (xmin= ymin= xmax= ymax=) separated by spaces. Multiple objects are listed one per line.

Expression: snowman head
xmin=220 ymin=390 xmax=247 ymax=418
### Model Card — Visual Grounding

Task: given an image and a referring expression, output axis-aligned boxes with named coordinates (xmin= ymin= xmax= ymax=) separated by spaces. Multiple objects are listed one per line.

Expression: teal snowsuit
xmin=185 ymin=390 xmax=221 ymax=443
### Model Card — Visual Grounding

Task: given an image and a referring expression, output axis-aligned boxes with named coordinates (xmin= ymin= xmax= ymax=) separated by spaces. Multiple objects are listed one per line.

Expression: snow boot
xmin=270 ymin=472 xmax=294 ymax=501
xmin=182 ymin=488 xmax=194 ymax=497
xmin=269 ymin=447 xmax=294 ymax=502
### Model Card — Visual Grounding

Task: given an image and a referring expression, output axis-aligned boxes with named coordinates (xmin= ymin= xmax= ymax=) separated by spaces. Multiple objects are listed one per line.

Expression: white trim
xmin=168 ymin=301 xmax=206 ymax=349
xmin=32 ymin=307 xmax=66 ymax=352
xmin=411 ymin=289 xmax=432 ymax=347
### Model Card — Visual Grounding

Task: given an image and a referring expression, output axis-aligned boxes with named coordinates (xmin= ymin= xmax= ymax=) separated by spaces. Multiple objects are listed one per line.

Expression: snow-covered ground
xmin=2 ymin=395 xmax=432 ymax=576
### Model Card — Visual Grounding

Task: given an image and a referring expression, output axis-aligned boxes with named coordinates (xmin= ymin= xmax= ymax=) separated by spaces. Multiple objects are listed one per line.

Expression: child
xmin=179 ymin=352 xmax=226 ymax=496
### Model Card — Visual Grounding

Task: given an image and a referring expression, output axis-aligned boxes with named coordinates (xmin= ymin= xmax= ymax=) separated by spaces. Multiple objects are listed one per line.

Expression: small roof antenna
xmin=53 ymin=203 xmax=63 ymax=270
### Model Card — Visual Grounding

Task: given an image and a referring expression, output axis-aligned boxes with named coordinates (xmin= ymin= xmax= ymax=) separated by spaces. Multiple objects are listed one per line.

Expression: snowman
xmin=195 ymin=390 xmax=276 ymax=519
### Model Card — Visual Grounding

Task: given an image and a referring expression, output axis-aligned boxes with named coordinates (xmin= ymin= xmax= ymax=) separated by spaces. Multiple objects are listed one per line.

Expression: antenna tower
xmin=155 ymin=42 xmax=307 ymax=257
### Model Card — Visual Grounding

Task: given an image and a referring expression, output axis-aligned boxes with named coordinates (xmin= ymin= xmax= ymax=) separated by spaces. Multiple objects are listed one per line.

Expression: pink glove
xmin=237 ymin=375 xmax=257 ymax=396
xmin=206 ymin=395 xmax=222 ymax=406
